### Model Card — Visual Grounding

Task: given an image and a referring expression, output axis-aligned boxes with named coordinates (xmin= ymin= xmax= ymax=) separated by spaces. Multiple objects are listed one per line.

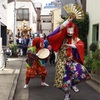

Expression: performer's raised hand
xmin=68 ymin=13 xmax=76 ymax=21
xmin=60 ymin=13 xmax=76 ymax=30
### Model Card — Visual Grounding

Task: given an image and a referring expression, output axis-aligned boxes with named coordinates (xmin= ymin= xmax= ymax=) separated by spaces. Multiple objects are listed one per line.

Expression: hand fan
xmin=63 ymin=3 xmax=84 ymax=20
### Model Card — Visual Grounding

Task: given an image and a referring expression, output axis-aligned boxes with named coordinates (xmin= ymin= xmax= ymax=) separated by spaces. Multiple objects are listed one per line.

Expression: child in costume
xmin=24 ymin=37 xmax=49 ymax=88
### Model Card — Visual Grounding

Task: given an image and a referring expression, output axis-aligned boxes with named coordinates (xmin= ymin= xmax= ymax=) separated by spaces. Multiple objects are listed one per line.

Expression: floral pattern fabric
xmin=62 ymin=60 xmax=91 ymax=92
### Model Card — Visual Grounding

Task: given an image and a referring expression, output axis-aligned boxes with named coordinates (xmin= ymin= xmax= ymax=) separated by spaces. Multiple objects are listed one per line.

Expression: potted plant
xmin=9 ymin=44 xmax=18 ymax=57
xmin=89 ymin=42 xmax=98 ymax=52
xmin=84 ymin=55 xmax=93 ymax=73
xmin=91 ymin=49 xmax=100 ymax=74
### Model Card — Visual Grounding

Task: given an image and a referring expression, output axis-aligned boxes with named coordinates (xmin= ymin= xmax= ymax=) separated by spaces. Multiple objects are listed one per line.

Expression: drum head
xmin=37 ymin=48 xmax=50 ymax=59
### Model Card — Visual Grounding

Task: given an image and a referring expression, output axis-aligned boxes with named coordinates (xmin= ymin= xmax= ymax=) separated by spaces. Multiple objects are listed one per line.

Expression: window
xmin=17 ymin=8 xmax=29 ymax=21
xmin=92 ymin=24 xmax=99 ymax=42
xmin=43 ymin=20 xmax=51 ymax=23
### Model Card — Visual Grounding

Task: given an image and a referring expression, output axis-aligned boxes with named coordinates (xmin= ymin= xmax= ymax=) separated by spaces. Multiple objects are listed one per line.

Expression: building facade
xmin=40 ymin=14 xmax=52 ymax=35
xmin=0 ymin=0 xmax=7 ymax=46
xmin=86 ymin=0 xmax=100 ymax=51
xmin=34 ymin=2 xmax=42 ymax=33
xmin=40 ymin=0 xmax=61 ymax=36
xmin=7 ymin=0 xmax=37 ymax=43
xmin=51 ymin=8 xmax=63 ymax=30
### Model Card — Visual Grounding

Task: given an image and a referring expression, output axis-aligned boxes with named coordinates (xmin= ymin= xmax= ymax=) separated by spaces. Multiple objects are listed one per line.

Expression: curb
xmin=7 ymin=59 xmax=24 ymax=100
xmin=86 ymin=80 xmax=100 ymax=93
xmin=8 ymin=72 xmax=20 ymax=100
xmin=91 ymin=77 xmax=100 ymax=84
xmin=8 ymin=69 xmax=21 ymax=100
xmin=86 ymin=75 xmax=100 ymax=93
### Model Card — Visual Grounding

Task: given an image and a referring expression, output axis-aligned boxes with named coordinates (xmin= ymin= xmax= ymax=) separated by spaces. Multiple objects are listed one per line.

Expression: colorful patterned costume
xmin=26 ymin=46 xmax=47 ymax=78
xmin=47 ymin=21 xmax=89 ymax=92
xmin=25 ymin=37 xmax=47 ymax=84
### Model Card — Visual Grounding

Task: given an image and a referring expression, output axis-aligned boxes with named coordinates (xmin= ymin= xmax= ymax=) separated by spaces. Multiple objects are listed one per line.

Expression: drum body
xmin=37 ymin=48 xmax=50 ymax=59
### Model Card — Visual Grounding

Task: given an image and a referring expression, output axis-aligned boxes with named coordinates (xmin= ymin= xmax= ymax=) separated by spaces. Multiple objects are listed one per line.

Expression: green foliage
xmin=92 ymin=49 xmax=100 ymax=72
xmin=92 ymin=59 xmax=100 ymax=72
xmin=89 ymin=43 xmax=98 ymax=52
xmin=73 ymin=13 xmax=89 ymax=53
xmin=84 ymin=49 xmax=100 ymax=74
xmin=92 ymin=49 xmax=100 ymax=59
xmin=9 ymin=44 xmax=18 ymax=57
xmin=84 ymin=56 xmax=93 ymax=68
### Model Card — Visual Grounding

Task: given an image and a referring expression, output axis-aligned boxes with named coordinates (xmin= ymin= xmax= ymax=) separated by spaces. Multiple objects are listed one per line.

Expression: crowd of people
xmin=16 ymin=34 xmax=32 ymax=56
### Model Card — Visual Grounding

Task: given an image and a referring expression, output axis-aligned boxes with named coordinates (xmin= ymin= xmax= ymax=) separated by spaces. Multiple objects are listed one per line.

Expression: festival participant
xmin=24 ymin=37 xmax=49 ymax=88
xmin=47 ymin=13 xmax=86 ymax=100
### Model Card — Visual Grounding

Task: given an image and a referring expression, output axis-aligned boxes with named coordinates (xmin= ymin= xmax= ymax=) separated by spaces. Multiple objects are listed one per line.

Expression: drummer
xmin=24 ymin=37 xmax=49 ymax=88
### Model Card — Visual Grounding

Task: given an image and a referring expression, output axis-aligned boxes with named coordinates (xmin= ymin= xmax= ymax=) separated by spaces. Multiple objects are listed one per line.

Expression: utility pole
xmin=14 ymin=0 xmax=16 ymax=44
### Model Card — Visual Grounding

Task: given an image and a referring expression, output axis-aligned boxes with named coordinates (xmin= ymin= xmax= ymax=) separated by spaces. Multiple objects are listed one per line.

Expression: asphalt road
xmin=13 ymin=60 xmax=100 ymax=100
xmin=29 ymin=63 xmax=100 ymax=100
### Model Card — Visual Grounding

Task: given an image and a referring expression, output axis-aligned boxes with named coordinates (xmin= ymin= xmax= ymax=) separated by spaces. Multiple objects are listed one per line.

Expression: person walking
xmin=22 ymin=36 xmax=27 ymax=56
xmin=18 ymin=36 xmax=23 ymax=56
xmin=24 ymin=37 xmax=49 ymax=88
xmin=47 ymin=13 xmax=88 ymax=100
xmin=49 ymin=48 xmax=55 ymax=65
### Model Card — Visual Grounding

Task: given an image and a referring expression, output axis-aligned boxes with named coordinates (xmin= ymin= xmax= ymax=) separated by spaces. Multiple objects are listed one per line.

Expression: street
xmin=0 ymin=1 xmax=100 ymax=100
xmin=14 ymin=60 xmax=100 ymax=100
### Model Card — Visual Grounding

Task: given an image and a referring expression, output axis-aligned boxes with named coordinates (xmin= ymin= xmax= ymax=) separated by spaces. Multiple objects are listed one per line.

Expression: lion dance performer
xmin=47 ymin=14 xmax=88 ymax=100
xmin=24 ymin=37 xmax=49 ymax=88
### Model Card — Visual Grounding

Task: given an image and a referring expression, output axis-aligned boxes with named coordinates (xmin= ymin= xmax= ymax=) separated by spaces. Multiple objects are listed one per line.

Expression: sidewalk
xmin=91 ymin=73 xmax=100 ymax=84
xmin=0 ymin=57 xmax=25 ymax=100
xmin=86 ymin=73 xmax=100 ymax=93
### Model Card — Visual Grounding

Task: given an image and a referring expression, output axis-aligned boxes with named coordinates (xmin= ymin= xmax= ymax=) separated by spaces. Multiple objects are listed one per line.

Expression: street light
xmin=13 ymin=0 xmax=24 ymax=44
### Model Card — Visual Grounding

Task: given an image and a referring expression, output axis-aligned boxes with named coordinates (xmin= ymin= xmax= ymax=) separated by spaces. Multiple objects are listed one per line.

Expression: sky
xmin=34 ymin=0 xmax=53 ymax=7
xmin=34 ymin=0 xmax=54 ymax=15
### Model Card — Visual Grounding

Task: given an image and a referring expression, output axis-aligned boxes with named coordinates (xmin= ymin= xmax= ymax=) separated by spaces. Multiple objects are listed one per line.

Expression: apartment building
xmin=7 ymin=0 xmax=38 ymax=43
xmin=86 ymin=0 xmax=100 ymax=50
xmin=0 ymin=0 xmax=7 ymax=46
xmin=40 ymin=1 xmax=61 ymax=35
